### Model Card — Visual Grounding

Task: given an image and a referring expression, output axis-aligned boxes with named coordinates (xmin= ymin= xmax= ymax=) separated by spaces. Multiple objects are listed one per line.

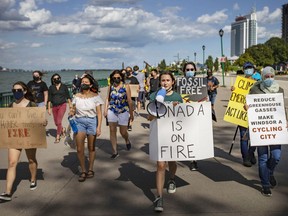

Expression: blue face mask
xmin=13 ymin=91 xmax=24 ymax=100
xmin=263 ymin=78 xmax=274 ymax=87
xmin=186 ymin=71 xmax=195 ymax=77
xmin=244 ymin=68 xmax=254 ymax=76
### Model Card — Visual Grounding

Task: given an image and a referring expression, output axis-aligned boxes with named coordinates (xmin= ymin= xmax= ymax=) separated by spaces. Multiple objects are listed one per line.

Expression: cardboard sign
xmin=224 ymin=76 xmax=256 ymax=128
xmin=176 ymin=77 xmax=208 ymax=102
xmin=149 ymin=102 xmax=214 ymax=161
xmin=0 ymin=107 xmax=47 ymax=149
xmin=129 ymin=84 xmax=139 ymax=98
xmin=246 ymin=93 xmax=288 ymax=146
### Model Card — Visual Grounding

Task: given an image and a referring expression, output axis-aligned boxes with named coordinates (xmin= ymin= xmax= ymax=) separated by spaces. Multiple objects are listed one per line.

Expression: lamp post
xmin=202 ymin=45 xmax=205 ymax=76
xmin=194 ymin=52 xmax=196 ymax=63
xmin=219 ymin=29 xmax=225 ymax=86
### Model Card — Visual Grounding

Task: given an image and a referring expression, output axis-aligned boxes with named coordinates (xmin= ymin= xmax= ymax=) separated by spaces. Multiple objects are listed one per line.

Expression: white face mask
xmin=244 ymin=68 xmax=254 ymax=76
xmin=263 ymin=78 xmax=274 ymax=87
xmin=186 ymin=71 xmax=195 ymax=77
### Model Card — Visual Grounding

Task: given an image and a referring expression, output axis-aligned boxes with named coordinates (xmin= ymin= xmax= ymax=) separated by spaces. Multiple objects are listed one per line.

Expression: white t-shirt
xmin=73 ymin=95 xmax=104 ymax=118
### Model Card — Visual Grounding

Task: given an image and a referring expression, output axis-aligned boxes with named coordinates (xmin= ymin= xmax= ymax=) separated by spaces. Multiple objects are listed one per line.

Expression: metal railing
xmin=0 ymin=79 xmax=108 ymax=108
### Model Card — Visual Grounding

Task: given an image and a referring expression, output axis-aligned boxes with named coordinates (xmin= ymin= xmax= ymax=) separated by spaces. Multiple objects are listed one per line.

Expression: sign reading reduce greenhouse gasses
xmin=176 ymin=77 xmax=207 ymax=102
xmin=246 ymin=93 xmax=288 ymax=146
xmin=224 ymin=76 xmax=256 ymax=128
xmin=149 ymin=102 xmax=214 ymax=161
xmin=0 ymin=107 xmax=47 ymax=149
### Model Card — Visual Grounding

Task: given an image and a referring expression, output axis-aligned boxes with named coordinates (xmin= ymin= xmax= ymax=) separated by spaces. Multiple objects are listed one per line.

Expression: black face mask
xmin=126 ymin=72 xmax=131 ymax=77
xmin=113 ymin=77 xmax=121 ymax=84
xmin=81 ymin=84 xmax=90 ymax=90
xmin=54 ymin=79 xmax=61 ymax=84
xmin=33 ymin=76 xmax=41 ymax=82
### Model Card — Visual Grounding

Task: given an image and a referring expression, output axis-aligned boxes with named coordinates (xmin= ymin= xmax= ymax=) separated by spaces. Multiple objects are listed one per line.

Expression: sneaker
xmin=30 ymin=181 xmax=37 ymax=191
xmin=0 ymin=192 xmax=12 ymax=201
xmin=128 ymin=125 xmax=132 ymax=131
xmin=167 ymin=179 xmax=176 ymax=194
xmin=261 ymin=187 xmax=272 ymax=197
xmin=154 ymin=196 xmax=163 ymax=212
xmin=126 ymin=141 xmax=131 ymax=151
xmin=190 ymin=161 xmax=198 ymax=171
xmin=110 ymin=153 xmax=119 ymax=159
xmin=270 ymin=175 xmax=277 ymax=188
xmin=243 ymin=158 xmax=252 ymax=167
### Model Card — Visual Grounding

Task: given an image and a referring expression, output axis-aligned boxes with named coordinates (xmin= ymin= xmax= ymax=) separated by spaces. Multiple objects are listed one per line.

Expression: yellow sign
xmin=224 ymin=76 xmax=256 ymax=128
xmin=0 ymin=107 xmax=47 ymax=149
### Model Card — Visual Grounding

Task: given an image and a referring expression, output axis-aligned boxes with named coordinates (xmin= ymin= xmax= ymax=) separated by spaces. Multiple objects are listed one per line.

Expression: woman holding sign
xmin=0 ymin=82 xmax=45 ymax=201
xmin=247 ymin=66 xmax=285 ymax=197
xmin=148 ymin=71 xmax=183 ymax=212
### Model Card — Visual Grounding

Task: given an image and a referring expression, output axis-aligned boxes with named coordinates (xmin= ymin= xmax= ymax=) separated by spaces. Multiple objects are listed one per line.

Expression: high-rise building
xmin=230 ymin=9 xmax=257 ymax=57
xmin=282 ymin=4 xmax=288 ymax=43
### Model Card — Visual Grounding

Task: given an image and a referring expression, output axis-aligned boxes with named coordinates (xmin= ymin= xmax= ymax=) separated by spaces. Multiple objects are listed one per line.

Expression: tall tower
xmin=230 ymin=9 xmax=257 ymax=57
xmin=282 ymin=4 xmax=288 ymax=43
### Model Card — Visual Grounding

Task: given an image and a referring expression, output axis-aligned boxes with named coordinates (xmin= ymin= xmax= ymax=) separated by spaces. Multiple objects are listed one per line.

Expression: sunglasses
xmin=12 ymin=89 xmax=23 ymax=93
xmin=113 ymin=77 xmax=121 ymax=79
xmin=53 ymin=77 xmax=60 ymax=81
xmin=186 ymin=69 xmax=195 ymax=71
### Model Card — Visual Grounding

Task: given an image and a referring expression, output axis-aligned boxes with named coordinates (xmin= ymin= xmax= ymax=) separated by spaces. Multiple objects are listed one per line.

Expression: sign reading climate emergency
xmin=0 ymin=107 xmax=47 ymax=149
xmin=176 ymin=77 xmax=207 ymax=102
xmin=149 ymin=102 xmax=214 ymax=161
xmin=224 ymin=76 xmax=256 ymax=128
xmin=246 ymin=93 xmax=288 ymax=146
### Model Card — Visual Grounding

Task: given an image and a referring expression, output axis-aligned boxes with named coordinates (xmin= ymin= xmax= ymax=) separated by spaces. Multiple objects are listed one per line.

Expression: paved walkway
xmin=1 ymin=74 xmax=288 ymax=216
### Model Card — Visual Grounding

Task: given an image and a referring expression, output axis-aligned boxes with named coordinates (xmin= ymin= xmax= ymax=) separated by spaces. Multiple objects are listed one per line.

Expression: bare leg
xmin=168 ymin=161 xmax=177 ymax=179
xmin=156 ymin=161 xmax=167 ymax=197
xmin=6 ymin=149 xmax=22 ymax=194
xmin=119 ymin=125 xmax=129 ymax=144
xmin=75 ymin=132 xmax=87 ymax=173
xmin=25 ymin=148 xmax=38 ymax=182
xmin=109 ymin=123 xmax=118 ymax=154
xmin=87 ymin=134 xmax=96 ymax=171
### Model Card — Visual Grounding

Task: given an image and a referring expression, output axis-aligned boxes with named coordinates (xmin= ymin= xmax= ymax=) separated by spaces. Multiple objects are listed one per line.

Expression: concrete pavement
xmin=1 ymin=74 xmax=288 ymax=216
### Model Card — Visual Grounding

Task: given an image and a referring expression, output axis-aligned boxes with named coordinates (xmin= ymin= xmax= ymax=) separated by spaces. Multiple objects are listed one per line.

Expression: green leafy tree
xmin=214 ymin=58 xmax=219 ymax=71
xmin=245 ymin=44 xmax=273 ymax=67
xmin=206 ymin=56 xmax=214 ymax=71
xmin=265 ymin=37 xmax=288 ymax=64
xmin=234 ymin=52 xmax=255 ymax=67
xmin=158 ymin=59 xmax=167 ymax=71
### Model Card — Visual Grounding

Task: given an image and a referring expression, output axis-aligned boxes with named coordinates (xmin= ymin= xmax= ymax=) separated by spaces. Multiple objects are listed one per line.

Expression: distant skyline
xmin=0 ymin=0 xmax=286 ymax=70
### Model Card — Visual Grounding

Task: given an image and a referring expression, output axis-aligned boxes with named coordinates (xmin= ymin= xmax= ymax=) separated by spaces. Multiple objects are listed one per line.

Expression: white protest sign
xmin=246 ymin=93 xmax=288 ymax=146
xmin=149 ymin=102 xmax=214 ymax=161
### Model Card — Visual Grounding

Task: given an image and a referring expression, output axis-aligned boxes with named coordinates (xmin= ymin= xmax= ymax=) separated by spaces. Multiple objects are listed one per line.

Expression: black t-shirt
xmin=125 ymin=76 xmax=139 ymax=85
xmin=48 ymin=83 xmax=71 ymax=106
xmin=27 ymin=80 xmax=48 ymax=103
xmin=149 ymin=77 xmax=159 ymax=93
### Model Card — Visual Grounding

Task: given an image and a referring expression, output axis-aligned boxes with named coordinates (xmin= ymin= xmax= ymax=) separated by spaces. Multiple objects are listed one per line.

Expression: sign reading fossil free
xmin=224 ymin=76 xmax=256 ymax=128
xmin=149 ymin=102 xmax=214 ymax=161
xmin=246 ymin=93 xmax=288 ymax=146
xmin=0 ymin=107 xmax=47 ymax=149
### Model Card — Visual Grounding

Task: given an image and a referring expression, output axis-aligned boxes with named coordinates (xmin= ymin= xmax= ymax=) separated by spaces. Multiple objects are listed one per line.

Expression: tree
xmin=265 ymin=37 xmax=288 ymax=64
xmin=245 ymin=44 xmax=274 ymax=66
xmin=214 ymin=58 xmax=219 ymax=71
xmin=234 ymin=52 xmax=255 ymax=66
xmin=158 ymin=59 xmax=167 ymax=71
xmin=206 ymin=56 xmax=214 ymax=71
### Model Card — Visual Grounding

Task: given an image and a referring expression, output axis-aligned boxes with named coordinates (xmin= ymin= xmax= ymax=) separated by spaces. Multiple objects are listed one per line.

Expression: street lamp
xmin=219 ymin=29 xmax=225 ymax=86
xmin=202 ymin=45 xmax=205 ymax=76
xmin=194 ymin=52 xmax=196 ymax=63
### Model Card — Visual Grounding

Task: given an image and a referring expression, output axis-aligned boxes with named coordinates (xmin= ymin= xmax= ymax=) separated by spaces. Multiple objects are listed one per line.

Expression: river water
xmin=0 ymin=70 xmax=112 ymax=93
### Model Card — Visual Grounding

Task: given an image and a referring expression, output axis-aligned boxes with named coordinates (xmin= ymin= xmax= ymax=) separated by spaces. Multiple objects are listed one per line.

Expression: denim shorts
xmin=75 ymin=116 xmax=97 ymax=135
xmin=208 ymin=93 xmax=217 ymax=105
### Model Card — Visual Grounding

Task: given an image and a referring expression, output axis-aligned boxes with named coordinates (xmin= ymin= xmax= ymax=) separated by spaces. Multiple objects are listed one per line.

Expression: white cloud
xmin=256 ymin=6 xmax=281 ymax=24
xmin=0 ymin=40 xmax=17 ymax=49
xmin=197 ymin=10 xmax=228 ymax=24
xmin=233 ymin=3 xmax=240 ymax=11
xmin=31 ymin=43 xmax=43 ymax=48
xmin=71 ymin=57 xmax=82 ymax=64
xmin=89 ymin=0 xmax=141 ymax=6
xmin=257 ymin=26 xmax=281 ymax=39
xmin=19 ymin=0 xmax=37 ymax=15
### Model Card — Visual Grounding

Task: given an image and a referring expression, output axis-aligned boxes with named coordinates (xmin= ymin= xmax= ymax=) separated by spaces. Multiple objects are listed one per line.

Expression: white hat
xmin=262 ymin=66 xmax=275 ymax=79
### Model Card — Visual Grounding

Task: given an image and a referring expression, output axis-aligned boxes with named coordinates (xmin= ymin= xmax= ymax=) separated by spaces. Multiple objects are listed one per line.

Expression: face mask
xmin=81 ymin=84 xmax=90 ymax=90
xmin=207 ymin=73 xmax=213 ymax=77
xmin=33 ymin=76 xmax=41 ymax=81
xmin=126 ymin=72 xmax=131 ymax=77
xmin=132 ymin=71 xmax=138 ymax=76
xmin=13 ymin=91 xmax=24 ymax=100
xmin=54 ymin=79 xmax=61 ymax=84
xmin=263 ymin=78 xmax=274 ymax=87
xmin=113 ymin=77 xmax=121 ymax=84
xmin=186 ymin=71 xmax=195 ymax=77
xmin=244 ymin=68 xmax=254 ymax=76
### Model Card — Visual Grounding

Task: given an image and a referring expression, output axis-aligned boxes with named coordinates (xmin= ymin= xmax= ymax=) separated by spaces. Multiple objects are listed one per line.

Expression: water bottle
xmin=68 ymin=116 xmax=78 ymax=134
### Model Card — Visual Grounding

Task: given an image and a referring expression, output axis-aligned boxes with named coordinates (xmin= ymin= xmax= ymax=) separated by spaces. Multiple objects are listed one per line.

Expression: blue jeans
xmin=257 ymin=145 xmax=281 ymax=187
xmin=239 ymin=126 xmax=256 ymax=159
xmin=208 ymin=93 xmax=217 ymax=105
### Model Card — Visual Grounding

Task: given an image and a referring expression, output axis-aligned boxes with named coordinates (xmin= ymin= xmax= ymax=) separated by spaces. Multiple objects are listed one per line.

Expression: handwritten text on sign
xmin=149 ymin=102 xmax=214 ymax=161
xmin=224 ymin=76 xmax=256 ymax=128
xmin=176 ymin=77 xmax=207 ymax=102
xmin=0 ymin=107 xmax=47 ymax=149
xmin=246 ymin=93 xmax=288 ymax=146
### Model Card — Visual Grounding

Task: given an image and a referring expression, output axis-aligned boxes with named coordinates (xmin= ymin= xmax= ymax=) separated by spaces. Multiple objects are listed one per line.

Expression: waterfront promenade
xmin=1 ymin=74 xmax=288 ymax=216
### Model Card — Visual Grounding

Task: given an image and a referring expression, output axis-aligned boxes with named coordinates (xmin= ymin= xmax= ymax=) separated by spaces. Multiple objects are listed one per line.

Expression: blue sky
xmin=0 ymin=0 xmax=286 ymax=70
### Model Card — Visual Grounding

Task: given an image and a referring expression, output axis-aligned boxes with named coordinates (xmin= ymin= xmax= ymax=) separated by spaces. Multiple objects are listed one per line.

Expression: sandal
xmin=54 ymin=138 xmax=61 ymax=143
xmin=87 ymin=170 xmax=94 ymax=178
xmin=126 ymin=140 xmax=132 ymax=151
xmin=78 ymin=172 xmax=87 ymax=182
xmin=60 ymin=127 xmax=66 ymax=138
